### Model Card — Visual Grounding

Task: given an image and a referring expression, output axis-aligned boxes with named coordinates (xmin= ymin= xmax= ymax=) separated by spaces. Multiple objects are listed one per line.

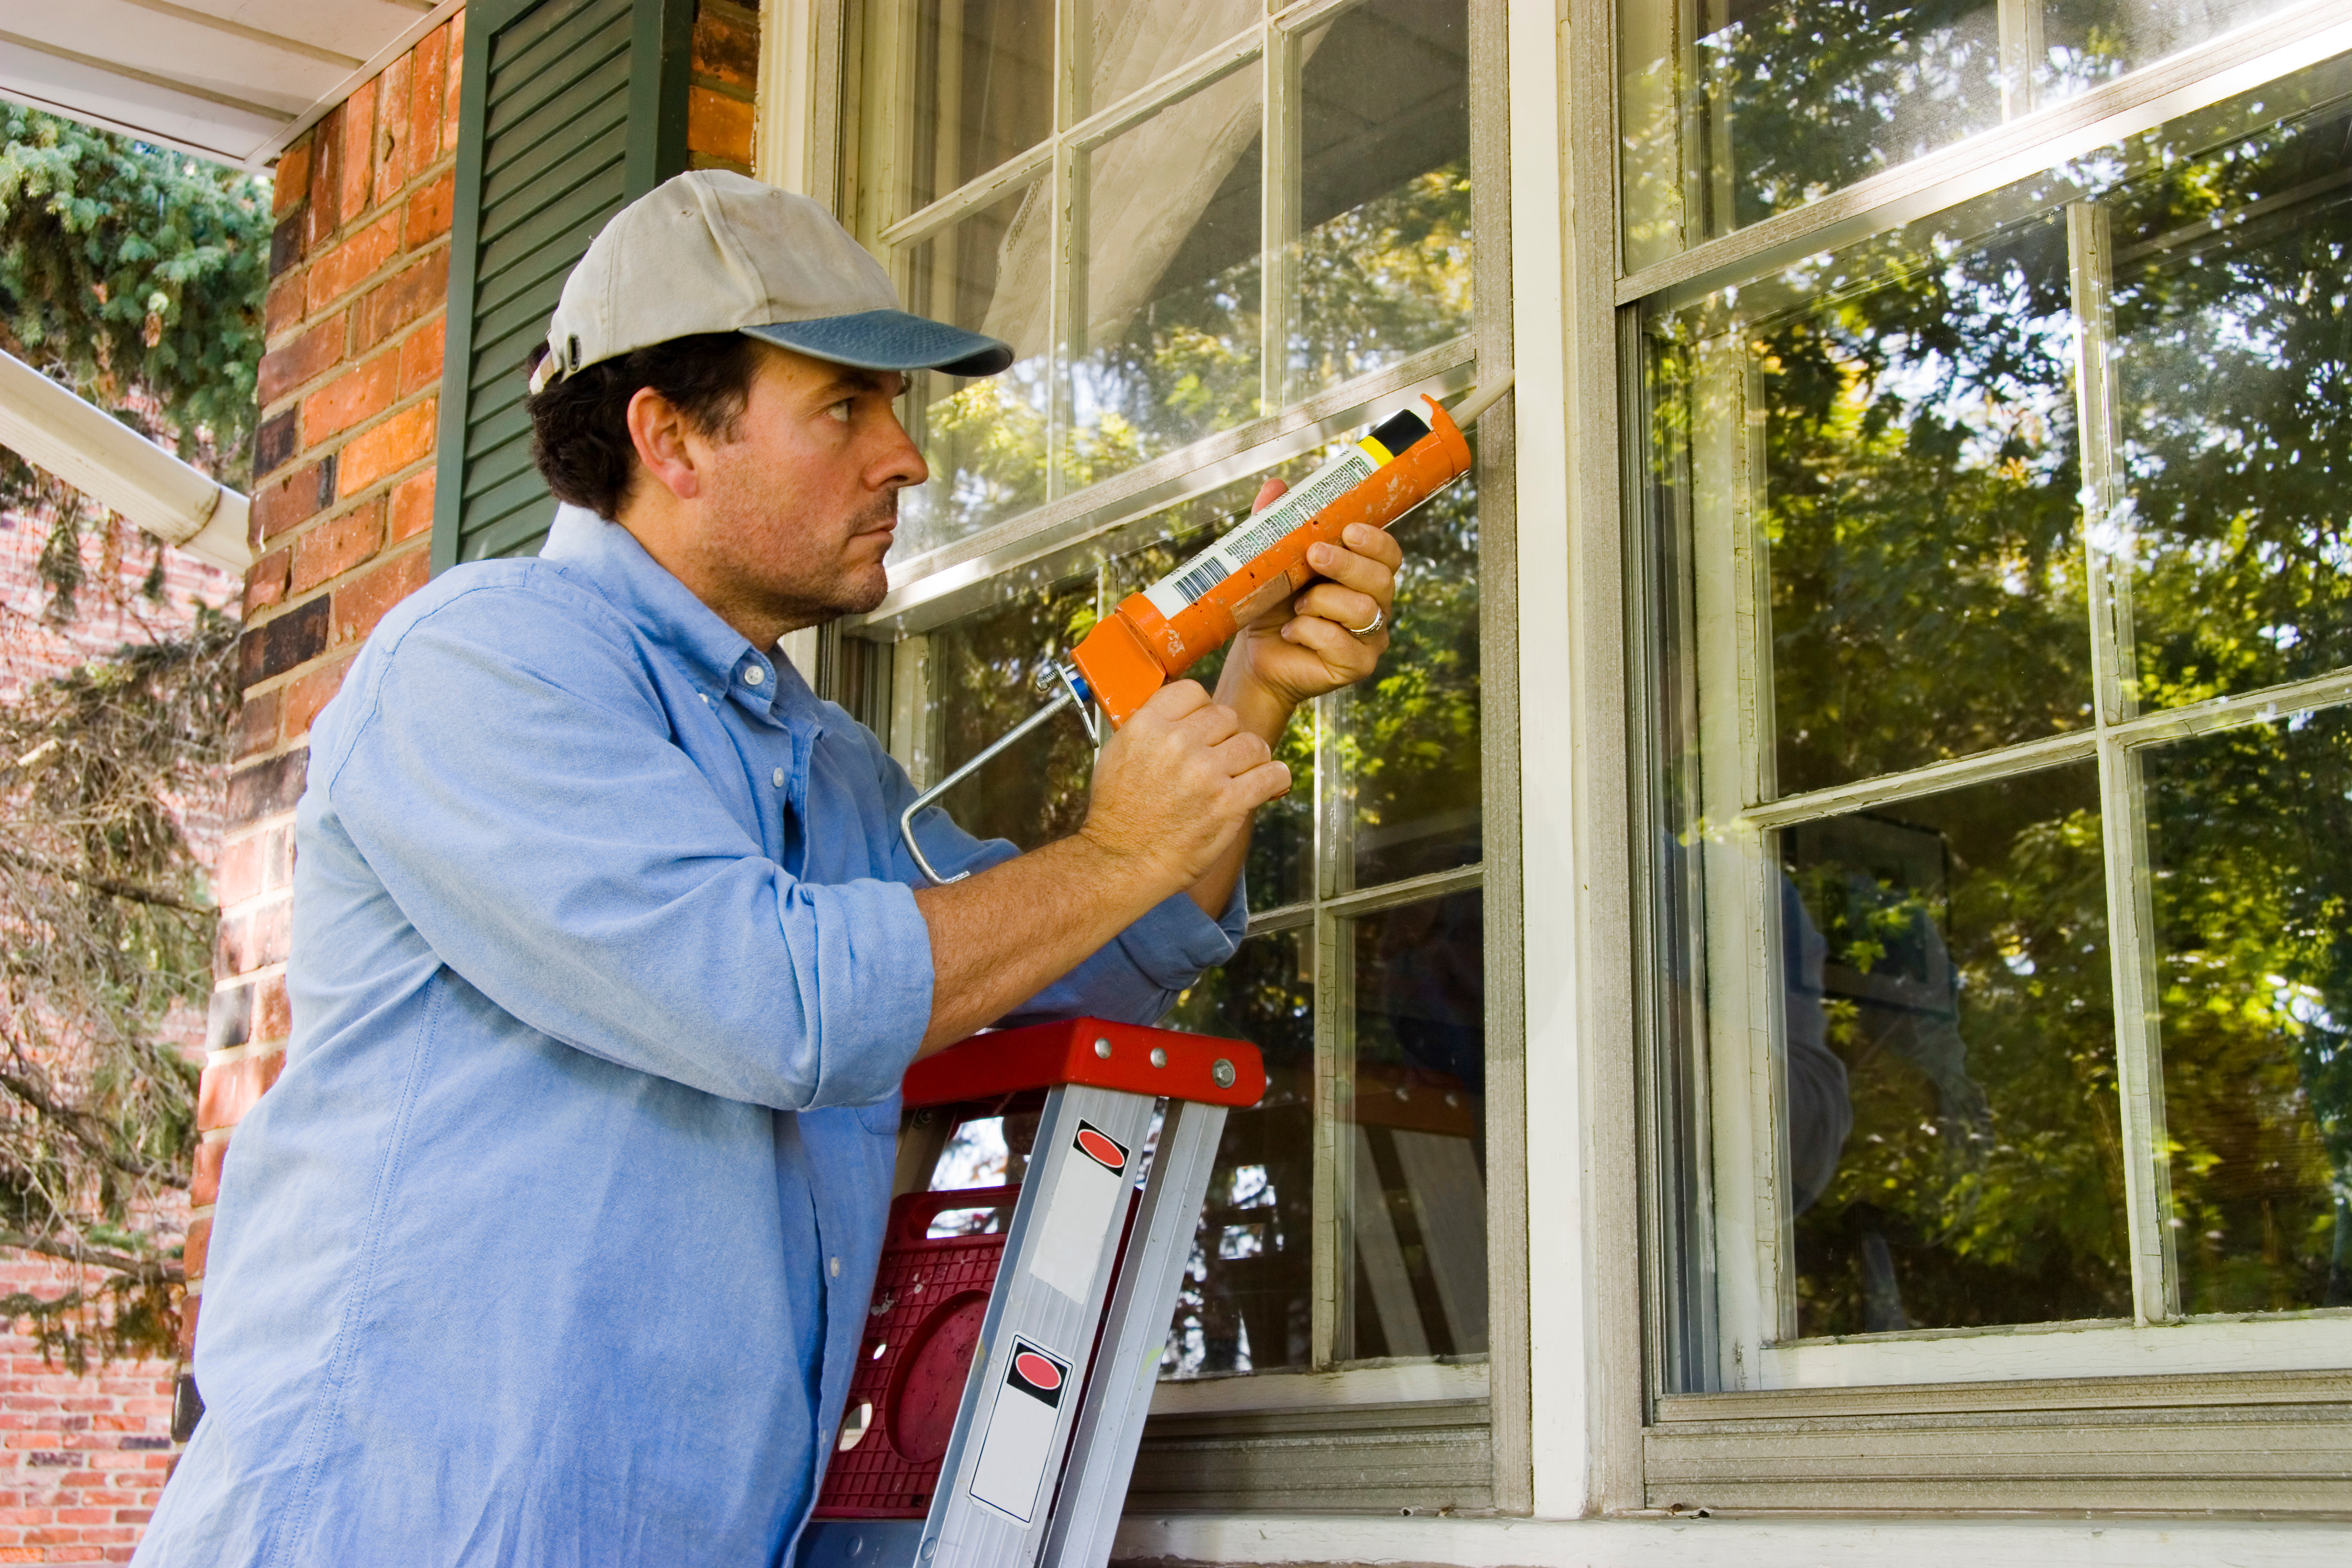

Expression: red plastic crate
xmin=814 ymin=1187 xmax=1017 ymax=1518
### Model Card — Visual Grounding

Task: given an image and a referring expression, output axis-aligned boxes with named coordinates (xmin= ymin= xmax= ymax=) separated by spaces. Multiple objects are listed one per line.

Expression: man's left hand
xmin=1217 ymin=475 xmax=1403 ymax=727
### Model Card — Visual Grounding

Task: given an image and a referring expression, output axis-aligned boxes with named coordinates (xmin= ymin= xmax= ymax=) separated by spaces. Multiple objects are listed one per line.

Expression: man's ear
xmin=625 ymin=386 xmax=702 ymax=502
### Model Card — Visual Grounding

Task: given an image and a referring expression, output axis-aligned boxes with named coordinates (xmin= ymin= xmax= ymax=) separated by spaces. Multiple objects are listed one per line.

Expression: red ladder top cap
xmin=901 ymin=1017 xmax=1267 ymax=1108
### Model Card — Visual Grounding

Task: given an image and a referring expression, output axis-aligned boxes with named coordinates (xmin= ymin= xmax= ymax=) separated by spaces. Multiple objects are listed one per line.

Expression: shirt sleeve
xmin=315 ymin=580 xmax=932 ymax=1111
xmin=879 ymin=733 xmax=1248 ymax=1028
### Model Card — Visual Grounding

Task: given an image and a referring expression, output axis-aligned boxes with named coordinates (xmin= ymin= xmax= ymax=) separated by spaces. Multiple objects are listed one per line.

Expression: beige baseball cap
xmin=528 ymin=170 xmax=1012 ymax=394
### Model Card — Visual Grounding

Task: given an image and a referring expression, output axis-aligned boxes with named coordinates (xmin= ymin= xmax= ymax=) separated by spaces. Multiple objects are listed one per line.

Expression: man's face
xmin=680 ymin=342 xmax=927 ymax=631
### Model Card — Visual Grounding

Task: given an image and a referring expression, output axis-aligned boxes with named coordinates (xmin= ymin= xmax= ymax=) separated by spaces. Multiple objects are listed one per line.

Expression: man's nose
xmin=868 ymin=405 xmax=929 ymax=491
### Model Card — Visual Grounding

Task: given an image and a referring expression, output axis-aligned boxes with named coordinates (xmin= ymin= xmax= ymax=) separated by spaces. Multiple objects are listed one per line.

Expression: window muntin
xmin=1619 ymin=0 xmax=2316 ymax=274
xmin=1644 ymin=57 xmax=2352 ymax=1387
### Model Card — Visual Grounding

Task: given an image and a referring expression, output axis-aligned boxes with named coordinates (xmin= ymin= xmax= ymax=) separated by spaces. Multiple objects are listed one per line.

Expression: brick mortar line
xmin=260 ymin=215 xmax=452 ymax=348
xmin=252 ymin=433 xmax=442 ymax=558
xmin=210 ymin=890 xmax=290 ymax=925
xmin=254 ymin=286 xmax=451 ymax=429
xmin=236 ymin=531 xmax=433 ymax=669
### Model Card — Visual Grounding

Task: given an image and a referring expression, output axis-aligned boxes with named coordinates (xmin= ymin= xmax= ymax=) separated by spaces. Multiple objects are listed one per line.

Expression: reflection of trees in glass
xmin=1341 ymin=449 xmax=1479 ymax=885
xmin=1698 ymin=0 xmax=2005 ymax=233
xmin=2148 ymin=716 xmax=2352 ymax=1312
xmin=1669 ymin=90 xmax=2352 ymax=1330
xmin=2108 ymin=113 xmax=2352 ymax=710
xmin=1679 ymin=0 xmax=2292 ymax=239
xmin=1750 ymin=224 xmax=2092 ymax=796
xmin=1291 ymin=162 xmax=1473 ymax=395
xmin=1785 ymin=774 xmax=2128 ymax=1336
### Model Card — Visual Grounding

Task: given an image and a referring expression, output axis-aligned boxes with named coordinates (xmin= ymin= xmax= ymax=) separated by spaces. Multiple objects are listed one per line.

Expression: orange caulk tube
xmin=899 ymin=374 xmax=1513 ymax=885
xmin=1068 ymin=382 xmax=1503 ymax=726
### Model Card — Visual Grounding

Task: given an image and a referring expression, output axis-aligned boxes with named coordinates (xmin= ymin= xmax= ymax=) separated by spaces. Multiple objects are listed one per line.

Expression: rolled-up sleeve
xmin=316 ymin=583 xmax=930 ymax=1110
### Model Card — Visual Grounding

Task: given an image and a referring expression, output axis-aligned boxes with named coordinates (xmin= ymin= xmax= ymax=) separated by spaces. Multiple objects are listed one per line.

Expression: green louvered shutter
xmin=431 ymin=0 xmax=693 ymax=569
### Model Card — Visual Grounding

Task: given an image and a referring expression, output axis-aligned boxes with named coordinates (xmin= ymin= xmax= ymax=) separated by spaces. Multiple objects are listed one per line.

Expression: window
xmin=1632 ymin=2 xmax=2352 ymax=1415
xmin=843 ymin=0 xmax=1510 ymax=1464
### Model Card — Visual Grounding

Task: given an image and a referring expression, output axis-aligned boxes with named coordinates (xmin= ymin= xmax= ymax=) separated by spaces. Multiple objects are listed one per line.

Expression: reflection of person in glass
xmin=1783 ymin=865 xmax=1990 ymax=1333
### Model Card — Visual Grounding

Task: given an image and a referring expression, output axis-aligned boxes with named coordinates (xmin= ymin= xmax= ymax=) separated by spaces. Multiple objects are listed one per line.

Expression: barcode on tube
xmin=1172 ymin=561 xmax=1227 ymax=605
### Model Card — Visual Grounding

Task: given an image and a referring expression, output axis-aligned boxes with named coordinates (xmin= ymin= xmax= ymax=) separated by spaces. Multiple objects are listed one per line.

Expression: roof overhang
xmin=0 ymin=0 xmax=462 ymax=172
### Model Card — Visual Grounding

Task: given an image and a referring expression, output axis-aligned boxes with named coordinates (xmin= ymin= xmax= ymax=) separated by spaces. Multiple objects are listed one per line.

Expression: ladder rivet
xmin=1150 ymin=1047 xmax=1168 ymax=1068
xmin=1093 ymin=1037 xmax=1113 ymax=1059
xmin=1211 ymin=1058 xmax=1237 ymax=1088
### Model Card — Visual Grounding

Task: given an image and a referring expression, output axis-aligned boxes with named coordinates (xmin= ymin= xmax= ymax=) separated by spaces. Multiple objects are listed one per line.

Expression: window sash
xmin=1654 ymin=49 xmax=2352 ymax=1390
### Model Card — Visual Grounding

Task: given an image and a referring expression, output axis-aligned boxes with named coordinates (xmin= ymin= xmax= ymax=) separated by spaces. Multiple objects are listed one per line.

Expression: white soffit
xmin=0 ymin=0 xmax=462 ymax=171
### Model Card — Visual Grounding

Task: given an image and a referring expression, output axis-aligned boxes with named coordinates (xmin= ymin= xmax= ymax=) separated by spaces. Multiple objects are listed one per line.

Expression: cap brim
xmin=742 ymin=309 xmax=1015 ymax=378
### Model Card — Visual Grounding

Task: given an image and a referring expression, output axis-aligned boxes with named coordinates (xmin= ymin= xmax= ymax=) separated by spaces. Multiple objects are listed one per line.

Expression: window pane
xmin=1290 ymin=0 xmax=1472 ymax=404
xmin=899 ymin=180 xmax=1053 ymax=559
xmin=1338 ymin=429 xmax=1480 ymax=888
xmin=1342 ymin=892 xmax=1486 ymax=1362
xmin=929 ymin=573 xmax=1098 ymax=850
xmin=1779 ymin=764 xmax=2131 ymax=1336
xmin=2107 ymin=102 xmax=2352 ymax=711
xmin=908 ymin=0 xmax=1054 ymax=211
xmin=1619 ymin=0 xmax=2313 ymax=270
xmin=2146 ymin=712 xmax=2352 ymax=1314
xmin=1072 ymin=68 xmax=1264 ymax=488
xmin=1162 ymin=929 xmax=1316 ymax=1377
xmin=1082 ymin=0 xmax=1261 ymax=112
xmin=1725 ymin=224 xmax=2093 ymax=798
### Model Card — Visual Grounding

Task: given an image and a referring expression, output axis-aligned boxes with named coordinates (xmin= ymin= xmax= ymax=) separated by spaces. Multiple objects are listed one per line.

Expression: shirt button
xmin=700 ymin=693 xmax=710 ymax=704
xmin=772 ymin=767 xmax=786 ymax=788
xmin=829 ymin=1257 xmax=841 ymax=1278
xmin=743 ymin=666 xmax=765 ymax=686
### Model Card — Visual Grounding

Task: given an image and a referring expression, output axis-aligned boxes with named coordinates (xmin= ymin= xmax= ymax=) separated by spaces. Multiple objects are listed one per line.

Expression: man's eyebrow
xmin=812 ymin=369 xmax=898 ymax=401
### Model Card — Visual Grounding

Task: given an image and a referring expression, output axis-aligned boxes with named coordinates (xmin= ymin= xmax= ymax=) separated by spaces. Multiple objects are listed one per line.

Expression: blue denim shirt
xmin=139 ymin=508 xmax=1245 ymax=1567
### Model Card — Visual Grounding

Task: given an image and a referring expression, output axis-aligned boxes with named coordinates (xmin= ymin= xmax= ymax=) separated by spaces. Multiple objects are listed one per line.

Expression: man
xmin=139 ymin=171 xmax=1401 ymax=1565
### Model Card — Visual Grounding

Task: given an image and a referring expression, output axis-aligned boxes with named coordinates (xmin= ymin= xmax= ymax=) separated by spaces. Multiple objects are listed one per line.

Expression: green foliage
xmin=0 ymin=611 xmax=235 ymax=1363
xmin=1 ymin=106 xmax=270 ymax=605
xmin=0 ymin=108 xmax=258 ymax=1360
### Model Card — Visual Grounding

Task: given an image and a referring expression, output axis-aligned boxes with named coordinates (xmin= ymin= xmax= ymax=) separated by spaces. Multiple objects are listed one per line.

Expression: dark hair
xmin=525 ymin=332 xmax=764 ymax=518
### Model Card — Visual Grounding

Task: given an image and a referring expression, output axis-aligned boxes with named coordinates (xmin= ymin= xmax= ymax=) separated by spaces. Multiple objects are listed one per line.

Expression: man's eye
xmin=827 ymin=399 xmax=853 ymax=423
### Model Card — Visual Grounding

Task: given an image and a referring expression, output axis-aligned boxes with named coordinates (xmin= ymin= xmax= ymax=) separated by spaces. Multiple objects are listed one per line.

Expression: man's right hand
xmin=1076 ymin=680 xmax=1292 ymax=897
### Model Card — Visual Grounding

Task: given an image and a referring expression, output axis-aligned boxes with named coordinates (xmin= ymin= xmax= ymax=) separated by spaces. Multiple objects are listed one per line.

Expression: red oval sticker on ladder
xmin=1013 ymin=1351 xmax=1063 ymax=1392
xmin=1075 ymin=1128 xmax=1126 ymax=1171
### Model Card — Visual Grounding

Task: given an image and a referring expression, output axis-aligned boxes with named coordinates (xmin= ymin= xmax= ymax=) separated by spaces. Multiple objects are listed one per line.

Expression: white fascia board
xmin=0 ymin=349 xmax=253 ymax=573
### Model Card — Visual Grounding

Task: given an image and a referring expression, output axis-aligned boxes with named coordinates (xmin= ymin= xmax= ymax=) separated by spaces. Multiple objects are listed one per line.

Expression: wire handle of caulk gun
xmin=897 ymin=664 xmax=1098 ymax=886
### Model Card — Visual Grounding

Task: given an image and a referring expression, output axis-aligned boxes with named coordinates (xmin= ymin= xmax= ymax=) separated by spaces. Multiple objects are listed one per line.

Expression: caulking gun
xmin=898 ymin=371 xmax=1516 ymax=885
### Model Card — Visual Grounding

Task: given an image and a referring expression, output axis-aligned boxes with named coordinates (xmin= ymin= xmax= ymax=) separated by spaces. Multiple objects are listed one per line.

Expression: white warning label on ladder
xmin=1026 ymin=1120 xmax=1130 ymax=1303
xmin=968 ymin=1338 xmax=1070 ymax=1524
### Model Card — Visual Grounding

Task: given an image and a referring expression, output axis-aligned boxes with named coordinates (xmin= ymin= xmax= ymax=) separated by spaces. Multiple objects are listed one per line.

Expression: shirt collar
xmin=541 ymin=505 xmax=812 ymax=722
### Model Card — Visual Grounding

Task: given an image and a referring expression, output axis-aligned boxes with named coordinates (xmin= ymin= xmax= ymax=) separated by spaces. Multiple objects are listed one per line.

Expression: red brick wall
xmin=190 ymin=14 xmax=461 ymax=1364
xmin=0 ymin=1256 xmax=179 ymax=1565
